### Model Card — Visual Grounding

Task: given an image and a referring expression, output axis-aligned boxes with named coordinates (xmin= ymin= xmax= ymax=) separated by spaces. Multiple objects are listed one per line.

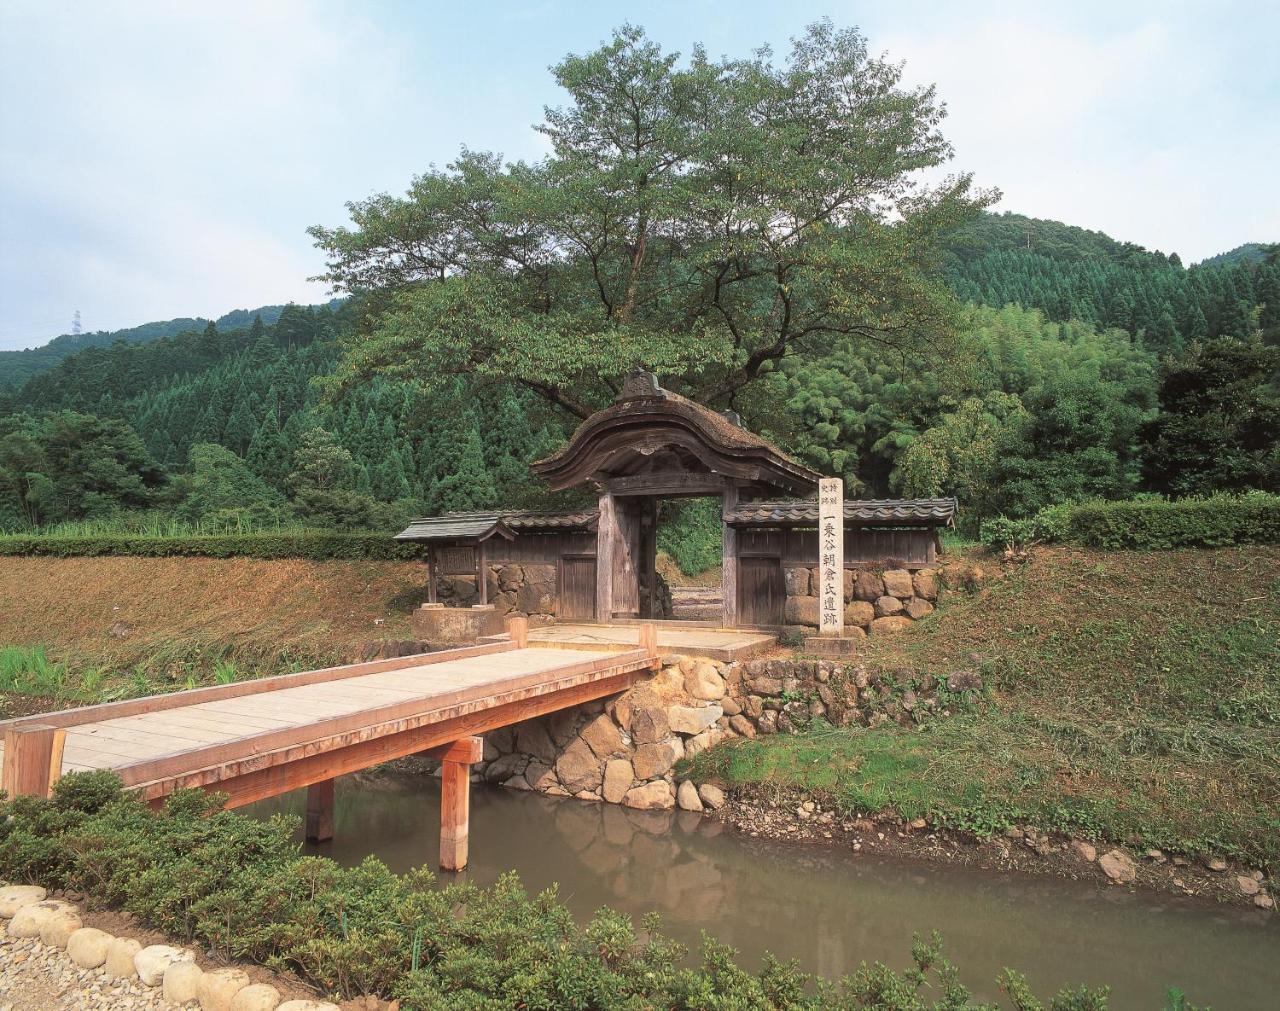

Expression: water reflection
xmin=247 ymin=774 xmax=1280 ymax=1008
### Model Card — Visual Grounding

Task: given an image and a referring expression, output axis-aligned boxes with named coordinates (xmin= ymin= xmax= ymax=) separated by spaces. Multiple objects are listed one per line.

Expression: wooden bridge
xmin=0 ymin=617 xmax=658 ymax=870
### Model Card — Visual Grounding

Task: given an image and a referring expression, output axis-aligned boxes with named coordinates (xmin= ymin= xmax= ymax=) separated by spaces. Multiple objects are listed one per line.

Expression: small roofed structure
xmin=395 ymin=512 xmax=514 ymax=606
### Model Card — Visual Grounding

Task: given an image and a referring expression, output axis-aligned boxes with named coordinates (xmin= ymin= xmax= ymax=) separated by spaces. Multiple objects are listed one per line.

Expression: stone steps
xmin=671 ymin=586 xmax=723 ymax=621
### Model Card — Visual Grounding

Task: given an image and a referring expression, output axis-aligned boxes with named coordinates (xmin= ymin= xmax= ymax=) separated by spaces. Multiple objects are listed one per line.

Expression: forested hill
xmin=0 ymin=299 xmax=343 ymax=390
xmin=0 ymin=212 xmax=1276 ymax=536
xmin=944 ymin=212 xmax=1279 ymax=355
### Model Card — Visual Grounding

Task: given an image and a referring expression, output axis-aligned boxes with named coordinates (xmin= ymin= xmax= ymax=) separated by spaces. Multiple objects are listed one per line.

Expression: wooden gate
xmin=559 ymin=555 xmax=597 ymax=621
xmin=737 ymin=555 xmax=783 ymax=626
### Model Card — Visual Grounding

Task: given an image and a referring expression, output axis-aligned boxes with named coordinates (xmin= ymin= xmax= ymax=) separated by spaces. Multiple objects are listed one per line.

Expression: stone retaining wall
xmin=784 ymin=565 xmax=940 ymax=636
xmin=437 ymin=563 xmax=560 ymax=621
xmin=469 ymin=652 xmax=980 ymax=811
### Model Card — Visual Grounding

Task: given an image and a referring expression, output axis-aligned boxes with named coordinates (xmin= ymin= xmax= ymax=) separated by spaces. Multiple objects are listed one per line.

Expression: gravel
xmin=0 ymin=933 xmax=191 ymax=1010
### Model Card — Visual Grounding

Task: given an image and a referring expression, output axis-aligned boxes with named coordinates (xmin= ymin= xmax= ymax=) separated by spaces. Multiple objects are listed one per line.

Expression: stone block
xmin=698 ymin=783 xmax=726 ymax=809
xmin=784 ymin=566 xmax=811 ymax=596
xmin=163 ymin=960 xmax=204 ymax=1004
xmin=668 ymin=703 xmax=722 ymax=735
xmin=882 ymin=569 xmax=914 ymax=598
xmin=135 ymin=945 xmax=192 ymax=987
xmin=8 ymin=900 xmax=76 ymax=938
xmin=197 ymin=966 xmax=251 ymax=1011
xmin=105 ymin=937 xmax=143 ymax=980
xmin=904 ymin=598 xmax=934 ymax=620
xmin=630 ymin=705 xmax=670 ymax=745
xmin=0 ymin=885 xmax=46 ymax=917
xmin=602 ymin=758 xmax=634 ymax=802
xmin=676 ymin=780 xmax=703 ymax=812
xmin=684 ymin=662 xmax=726 ymax=701
xmin=555 ymin=738 xmax=603 ymax=793
xmin=410 ymin=603 xmax=502 ymax=645
xmin=632 ymin=741 xmax=679 ymax=780
xmin=784 ymin=595 xmax=819 ymax=627
xmin=873 ymin=595 xmax=904 ymax=617
xmin=580 ymin=712 xmax=624 ymax=758
xmin=623 ymin=780 xmax=674 ymax=810
xmin=515 ymin=721 xmax=557 ymax=763
xmin=844 ymin=600 xmax=875 ymax=627
xmin=230 ymin=983 xmax=283 ymax=1011
xmin=67 ymin=927 xmax=113 ymax=969
xmin=852 ymin=570 xmax=884 ymax=602
xmin=912 ymin=567 xmax=940 ymax=600
xmin=803 ymin=633 xmax=863 ymax=657
xmin=870 ymin=615 xmax=912 ymax=635
xmin=41 ymin=909 xmax=83 ymax=947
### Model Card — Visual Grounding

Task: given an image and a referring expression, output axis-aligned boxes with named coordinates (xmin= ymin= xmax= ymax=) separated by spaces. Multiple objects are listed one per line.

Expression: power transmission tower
xmin=72 ymin=310 xmax=82 ymax=335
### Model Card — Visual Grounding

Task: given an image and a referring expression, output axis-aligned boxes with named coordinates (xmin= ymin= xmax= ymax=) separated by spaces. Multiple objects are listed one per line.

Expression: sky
xmin=1 ymin=0 xmax=1277 ymax=351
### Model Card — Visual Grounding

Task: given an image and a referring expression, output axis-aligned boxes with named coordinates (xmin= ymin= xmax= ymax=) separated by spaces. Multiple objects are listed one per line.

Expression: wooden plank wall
xmin=484 ymin=531 xmax=596 ymax=565
xmin=737 ymin=527 xmax=935 ymax=568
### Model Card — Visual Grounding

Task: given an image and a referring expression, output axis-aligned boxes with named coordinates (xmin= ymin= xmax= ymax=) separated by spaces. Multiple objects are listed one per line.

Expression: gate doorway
xmin=651 ymin=498 xmax=725 ymax=622
xmin=736 ymin=554 xmax=784 ymax=625
xmin=558 ymin=554 xmax=597 ymax=621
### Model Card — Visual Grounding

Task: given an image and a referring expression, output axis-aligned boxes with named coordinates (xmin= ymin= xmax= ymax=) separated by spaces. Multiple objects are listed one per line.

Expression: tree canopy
xmin=310 ymin=21 xmax=995 ymax=418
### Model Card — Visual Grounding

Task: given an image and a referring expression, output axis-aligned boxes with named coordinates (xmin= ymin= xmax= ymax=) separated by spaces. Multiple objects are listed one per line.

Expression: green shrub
xmin=0 ymin=529 xmax=426 ymax=562
xmin=981 ymin=493 xmax=1280 ymax=551
xmin=0 ymin=772 xmax=1117 ymax=1009
xmin=1066 ymin=493 xmax=1280 ymax=550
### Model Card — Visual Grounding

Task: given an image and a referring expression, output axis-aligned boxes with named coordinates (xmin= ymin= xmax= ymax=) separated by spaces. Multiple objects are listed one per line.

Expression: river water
xmin=247 ymin=776 xmax=1279 ymax=1008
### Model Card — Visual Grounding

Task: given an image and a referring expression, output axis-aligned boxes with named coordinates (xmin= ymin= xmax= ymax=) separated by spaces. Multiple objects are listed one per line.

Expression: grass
xmin=688 ymin=545 xmax=1280 ymax=866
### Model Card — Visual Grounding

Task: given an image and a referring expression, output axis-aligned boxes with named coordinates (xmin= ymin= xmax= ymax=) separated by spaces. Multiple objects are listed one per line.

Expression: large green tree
xmin=310 ymin=22 xmax=993 ymax=418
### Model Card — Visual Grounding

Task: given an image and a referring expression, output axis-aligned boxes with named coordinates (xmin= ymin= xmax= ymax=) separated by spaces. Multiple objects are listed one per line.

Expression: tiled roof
xmin=394 ymin=509 xmax=597 ymax=542
xmin=725 ymin=498 xmax=957 ymax=528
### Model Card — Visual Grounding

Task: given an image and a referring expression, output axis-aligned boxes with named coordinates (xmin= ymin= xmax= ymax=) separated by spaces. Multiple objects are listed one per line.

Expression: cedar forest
xmin=0 ymin=25 xmax=1277 ymax=549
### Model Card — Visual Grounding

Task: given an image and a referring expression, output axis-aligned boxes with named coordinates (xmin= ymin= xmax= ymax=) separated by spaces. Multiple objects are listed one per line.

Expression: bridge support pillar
xmin=306 ymin=778 xmax=334 ymax=843
xmin=439 ymin=757 xmax=471 ymax=871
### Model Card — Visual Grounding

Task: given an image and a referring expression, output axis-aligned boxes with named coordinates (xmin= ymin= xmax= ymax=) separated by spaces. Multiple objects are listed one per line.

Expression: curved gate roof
xmin=532 ymin=371 xmax=821 ymax=495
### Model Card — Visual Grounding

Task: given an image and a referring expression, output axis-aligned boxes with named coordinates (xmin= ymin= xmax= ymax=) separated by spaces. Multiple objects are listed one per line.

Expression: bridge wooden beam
xmin=305 ymin=778 xmax=334 ymax=843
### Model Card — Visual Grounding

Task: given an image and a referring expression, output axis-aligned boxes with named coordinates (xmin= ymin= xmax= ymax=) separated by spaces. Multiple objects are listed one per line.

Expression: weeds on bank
xmin=0 ymin=772 xmax=1132 ymax=1008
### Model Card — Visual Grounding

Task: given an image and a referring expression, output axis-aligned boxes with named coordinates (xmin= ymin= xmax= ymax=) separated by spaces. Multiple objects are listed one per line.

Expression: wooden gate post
xmin=305 ymin=779 xmax=334 ymax=843
xmin=638 ymin=621 xmax=660 ymax=670
xmin=2 ymin=724 xmax=65 ymax=799
xmin=437 ymin=736 xmax=483 ymax=872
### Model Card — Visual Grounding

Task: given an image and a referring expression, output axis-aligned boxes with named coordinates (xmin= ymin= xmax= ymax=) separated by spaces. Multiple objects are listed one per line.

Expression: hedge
xmin=980 ymin=493 xmax=1280 ymax=551
xmin=0 ymin=530 xmax=428 ymax=561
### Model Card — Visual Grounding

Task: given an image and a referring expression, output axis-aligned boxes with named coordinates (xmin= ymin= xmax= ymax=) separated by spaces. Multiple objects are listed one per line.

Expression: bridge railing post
xmin=639 ymin=621 xmax=659 ymax=670
xmin=2 ymin=724 xmax=65 ymax=799
xmin=505 ymin=614 xmax=528 ymax=648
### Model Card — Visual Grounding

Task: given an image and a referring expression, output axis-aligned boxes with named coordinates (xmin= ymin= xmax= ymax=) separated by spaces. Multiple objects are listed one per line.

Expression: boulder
xmin=630 ymin=705 xmax=670 ymax=745
xmin=873 ymin=595 xmax=904 ymax=618
xmin=105 ymin=937 xmax=143 ymax=980
xmin=668 ymin=703 xmax=722 ymax=735
xmin=632 ymin=741 xmax=679 ymax=780
xmin=278 ymin=1003 xmax=341 ymax=1011
xmin=745 ymin=675 xmax=783 ymax=695
xmin=720 ymin=696 xmax=742 ymax=717
xmin=684 ymin=728 xmax=722 ymax=758
xmin=912 ymin=568 xmax=940 ymax=600
xmin=602 ymin=758 xmax=634 ymax=803
xmin=0 ymin=884 xmax=46 ymax=917
xmin=230 ymin=983 xmax=283 ymax=1011
xmin=67 ymin=927 xmax=113 ymax=969
xmin=622 ymin=780 xmax=674 ymax=810
xmin=903 ymin=598 xmax=934 ymax=620
xmin=197 ymin=966 xmax=252 ymax=1010
xmin=729 ymin=714 xmax=756 ymax=738
xmin=1203 ymin=855 xmax=1229 ymax=872
xmin=685 ymin=662 xmax=726 ymax=701
xmin=41 ymin=909 xmax=84 ymax=947
xmin=1255 ymin=894 xmax=1276 ymax=909
xmin=1098 ymin=849 xmax=1137 ymax=884
xmin=498 ymin=564 xmax=524 ymax=590
xmin=163 ymin=960 xmax=204 ymax=1004
xmin=1070 ymin=840 xmax=1098 ymax=862
xmin=852 ymin=571 xmax=884 ymax=602
xmin=135 ymin=944 xmax=193 ymax=987
xmin=7 ymin=899 xmax=77 ymax=938
xmin=844 ymin=601 xmax=875 ymax=627
xmin=555 ymin=739 xmax=603 ymax=793
xmin=580 ymin=712 xmax=624 ymax=758
xmin=698 ymin=784 xmax=726 ymax=810
xmin=524 ymin=761 xmax=558 ymax=792
xmin=784 ymin=567 xmax=811 ymax=595
xmin=676 ymin=780 xmax=703 ymax=812
xmin=870 ymin=616 xmax=912 ymax=636
xmin=515 ymin=721 xmax=557 ymax=764
xmin=483 ymin=753 xmax=526 ymax=783
xmin=547 ymin=708 xmax=581 ymax=747
xmin=784 ymin=596 xmax=819 ymax=627
xmin=1237 ymin=875 xmax=1261 ymax=896
xmin=611 ymin=696 xmax=634 ymax=732
xmin=882 ymin=569 xmax=914 ymax=599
